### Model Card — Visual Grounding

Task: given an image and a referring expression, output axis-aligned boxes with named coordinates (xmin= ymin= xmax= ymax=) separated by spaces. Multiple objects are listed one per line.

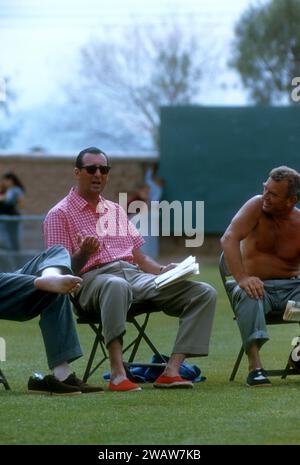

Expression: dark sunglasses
xmin=81 ymin=164 xmax=111 ymax=175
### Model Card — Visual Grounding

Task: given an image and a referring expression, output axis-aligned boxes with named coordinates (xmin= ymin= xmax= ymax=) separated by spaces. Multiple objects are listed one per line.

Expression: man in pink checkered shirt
xmin=44 ymin=147 xmax=216 ymax=392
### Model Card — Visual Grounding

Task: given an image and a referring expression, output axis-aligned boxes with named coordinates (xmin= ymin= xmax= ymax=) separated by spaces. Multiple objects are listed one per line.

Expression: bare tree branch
xmin=67 ymin=22 xmax=206 ymax=151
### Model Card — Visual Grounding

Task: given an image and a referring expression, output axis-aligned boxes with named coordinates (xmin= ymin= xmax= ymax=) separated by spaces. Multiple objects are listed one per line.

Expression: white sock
xmin=53 ymin=362 xmax=72 ymax=382
xmin=111 ymin=374 xmax=127 ymax=385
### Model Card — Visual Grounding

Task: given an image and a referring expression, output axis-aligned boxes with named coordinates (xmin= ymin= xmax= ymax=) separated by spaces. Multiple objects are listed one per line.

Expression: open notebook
xmin=154 ymin=255 xmax=199 ymax=289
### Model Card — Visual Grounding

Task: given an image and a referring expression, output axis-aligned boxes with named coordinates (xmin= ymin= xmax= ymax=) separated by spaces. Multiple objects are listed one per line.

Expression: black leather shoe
xmin=28 ymin=374 xmax=81 ymax=396
xmin=246 ymin=368 xmax=272 ymax=387
xmin=63 ymin=373 xmax=104 ymax=393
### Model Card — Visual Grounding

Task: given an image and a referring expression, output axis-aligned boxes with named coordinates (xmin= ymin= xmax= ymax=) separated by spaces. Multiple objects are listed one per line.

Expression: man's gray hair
xmin=269 ymin=166 xmax=300 ymax=201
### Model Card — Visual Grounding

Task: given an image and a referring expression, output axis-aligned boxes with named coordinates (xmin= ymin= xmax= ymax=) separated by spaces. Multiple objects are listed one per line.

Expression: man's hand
xmin=160 ymin=263 xmax=178 ymax=274
xmin=77 ymin=234 xmax=100 ymax=256
xmin=238 ymin=276 xmax=264 ymax=299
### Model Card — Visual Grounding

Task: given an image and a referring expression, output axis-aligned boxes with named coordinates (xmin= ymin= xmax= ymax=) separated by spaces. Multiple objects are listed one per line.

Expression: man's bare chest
xmin=253 ymin=218 xmax=300 ymax=259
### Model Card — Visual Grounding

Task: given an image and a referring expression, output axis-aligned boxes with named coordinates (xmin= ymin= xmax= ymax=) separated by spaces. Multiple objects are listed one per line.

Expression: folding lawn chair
xmin=219 ymin=251 xmax=300 ymax=381
xmin=72 ymin=297 xmax=167 ymax=382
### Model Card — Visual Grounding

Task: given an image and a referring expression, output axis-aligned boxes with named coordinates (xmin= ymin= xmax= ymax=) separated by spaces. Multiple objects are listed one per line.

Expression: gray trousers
xmin=74 ymin=260 xmax=216 ymax=357
xmin=0 ymin=245 xmax=83 ymax=369
xmin=226 ymin=278 xmax=300 ymax=351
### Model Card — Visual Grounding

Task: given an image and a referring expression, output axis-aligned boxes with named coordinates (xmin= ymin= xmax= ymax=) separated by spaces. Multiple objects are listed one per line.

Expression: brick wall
xmin=0 ymin=154 xmax=156 ymax=214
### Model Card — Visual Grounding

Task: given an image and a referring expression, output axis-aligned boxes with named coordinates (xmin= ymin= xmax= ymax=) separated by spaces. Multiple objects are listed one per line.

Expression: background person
xmin=0 ymin=172 xmax=26 ymax=251
xmin=127 ymin=183 xmax=150 ymax=220
xmin=140 ymin=163 xmax=164 ymax=259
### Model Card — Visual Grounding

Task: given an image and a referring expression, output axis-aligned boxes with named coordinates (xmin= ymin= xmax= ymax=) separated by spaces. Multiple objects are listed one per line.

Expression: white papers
xmin=154 ymin=255 xmax=199 ymax=289
xmin=283 ymin=300 xmax=300 ymax=321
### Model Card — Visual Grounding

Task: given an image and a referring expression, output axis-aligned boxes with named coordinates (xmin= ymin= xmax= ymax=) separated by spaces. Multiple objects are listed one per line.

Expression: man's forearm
xmin=135 ymin=255 xmax=162 ymax=275
xmin=71 ymin=250 xmax=90 ymax=275
xmin=221 ymin=236 xmax=247 ymax=282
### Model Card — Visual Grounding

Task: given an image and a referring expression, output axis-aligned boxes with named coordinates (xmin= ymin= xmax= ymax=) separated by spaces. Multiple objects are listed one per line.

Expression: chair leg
xmin=82 ymin=323 xmax=108 ymax=383
xmin=0 ymin=368 xmax=10 ymax=390
xmin=130 ymin=316 xmax=165 ymax=362
xmin=126 ymin=315 xmax=150 ymax=363
xmin=281 ymin=360 xmax=293 ymax=379
xmin=230 ymin=346 xmax=244 ymax=381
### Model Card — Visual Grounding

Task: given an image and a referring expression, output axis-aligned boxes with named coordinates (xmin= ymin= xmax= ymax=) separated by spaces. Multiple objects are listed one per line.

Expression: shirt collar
xmin=68 ymin=187 xmax=110 ymax=213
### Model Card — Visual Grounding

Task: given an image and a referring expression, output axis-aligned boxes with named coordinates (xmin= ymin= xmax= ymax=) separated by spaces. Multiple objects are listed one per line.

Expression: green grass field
xmin=1 ymin=263 xmax=300 ymax=445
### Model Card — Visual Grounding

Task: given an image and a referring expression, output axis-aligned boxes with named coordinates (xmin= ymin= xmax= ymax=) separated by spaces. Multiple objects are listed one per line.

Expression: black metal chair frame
xmin=0 ymin=368 xmax=10 ymax=390
xmin=219 ymin=252 xmax=300 ymax=381
xmin=72 ymin=297 xmax=167 ymax=383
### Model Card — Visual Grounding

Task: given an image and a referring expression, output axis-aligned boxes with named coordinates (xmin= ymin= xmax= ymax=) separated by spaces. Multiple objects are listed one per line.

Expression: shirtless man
xmin=221 ymin=166 xmax=300 ymax=387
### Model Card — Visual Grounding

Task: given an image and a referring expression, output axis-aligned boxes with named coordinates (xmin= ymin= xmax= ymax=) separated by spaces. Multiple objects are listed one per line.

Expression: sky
xmin=0 ymin=0 xmax=265 ymax=152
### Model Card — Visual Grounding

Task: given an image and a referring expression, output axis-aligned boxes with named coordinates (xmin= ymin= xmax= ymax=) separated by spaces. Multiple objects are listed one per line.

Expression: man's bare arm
xmin=221 ymin=196 xmax=265 ymax=299
xmin=132 ymin=248 xmax=177 ymax=275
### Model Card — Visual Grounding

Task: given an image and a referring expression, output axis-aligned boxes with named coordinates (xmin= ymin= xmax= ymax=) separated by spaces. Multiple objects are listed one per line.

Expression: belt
xmin=82 ymin=260 xmax=135 ymax=275
xmin=82 ymin=263 xmax=109 ymax=274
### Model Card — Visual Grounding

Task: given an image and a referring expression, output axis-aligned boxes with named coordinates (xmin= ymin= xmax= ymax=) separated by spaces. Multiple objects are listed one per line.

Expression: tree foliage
xmin=73 ymin=24 xmax=204 ymax=151
xmin=231 ymin=0 xmax=300 ymax=104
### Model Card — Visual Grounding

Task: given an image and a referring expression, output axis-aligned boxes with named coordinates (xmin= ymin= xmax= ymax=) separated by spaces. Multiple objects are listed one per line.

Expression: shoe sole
xmin=153 ymin=382 xmax=193 ymax=389
xmin=28 ymin=390 xmax=82 ymax=396
xmin=80 ymin=389 xmax=105 ymax=394
xmin=109 ymin=387 xmax=142 ymax=392
xmin=246 ymin=383 xmax=272 ymax=388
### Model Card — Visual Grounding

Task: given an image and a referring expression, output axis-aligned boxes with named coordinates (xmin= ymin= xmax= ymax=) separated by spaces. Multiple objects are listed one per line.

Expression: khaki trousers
xmin=74 ymin=260 xmax=216 ymax=357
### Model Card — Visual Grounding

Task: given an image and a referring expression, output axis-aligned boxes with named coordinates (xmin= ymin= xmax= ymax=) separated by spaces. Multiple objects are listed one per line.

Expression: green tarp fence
xmin=160 ymin=106 xmax=300 ymax=233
